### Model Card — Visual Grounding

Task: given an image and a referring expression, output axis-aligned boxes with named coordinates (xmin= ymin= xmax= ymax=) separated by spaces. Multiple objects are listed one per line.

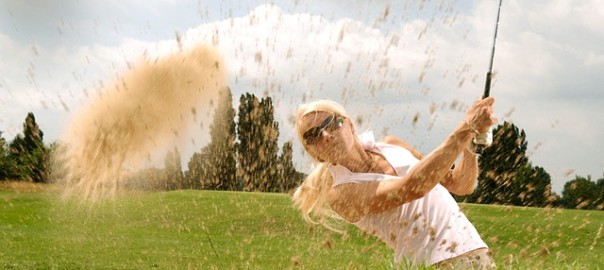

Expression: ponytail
xmin=292 ymin=162 xmax=344 ymax=232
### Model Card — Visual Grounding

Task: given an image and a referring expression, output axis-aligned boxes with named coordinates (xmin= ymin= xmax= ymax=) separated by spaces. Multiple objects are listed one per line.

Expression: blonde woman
xmin=292 ymin=98 xmax=498 ymax=269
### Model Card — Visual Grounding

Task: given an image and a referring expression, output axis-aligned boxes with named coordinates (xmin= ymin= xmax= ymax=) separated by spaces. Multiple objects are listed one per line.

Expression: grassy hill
xmin=1 ymin=185 xmax=603 ymax=269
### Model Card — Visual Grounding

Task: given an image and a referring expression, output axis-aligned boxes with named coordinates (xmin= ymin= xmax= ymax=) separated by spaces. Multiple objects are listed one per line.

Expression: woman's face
xmin=299 ymin=111 xmax=356 ymax=164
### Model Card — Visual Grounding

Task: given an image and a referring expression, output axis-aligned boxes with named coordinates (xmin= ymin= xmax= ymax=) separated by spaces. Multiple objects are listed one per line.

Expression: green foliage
xmin=276 ymin=141 xmax=304 ymax=193
xmin=459 ymin=121 xmax=603 ymax=210
xmin=6 ymin=113 xmax=50 ymax=182
xmin=560 ymin=175 xmax=602 ymax=210
xmin=186 ymin=88 xmax=237 ymax=190
xmin=257 ymin=97 xmax=280 ymax=191
xmin=236 ymin=93 xmax=258 ymax=191
xmin=598 ymin=177 xmax=604 ymax=209
xmin=511 ymin=164 xmax=556 ymax=207
xmin=236 ymin=93 xmax=280 ymax=192
xmin=0 ymin=131 xmax=17 ymax=179
xmin=469 ymin=122 xmax=530 ymax=204
xmin=185 ymin=150 xmax=210 ymax=190
xmin=203 ymin=88 xmax=237 ymax=190
xmin=185 ymin=91 xmax=302 ymax=193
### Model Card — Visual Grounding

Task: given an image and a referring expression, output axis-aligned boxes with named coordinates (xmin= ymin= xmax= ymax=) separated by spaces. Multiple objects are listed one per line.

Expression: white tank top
xmin=329 ymin=131 xmax=488 ymax=265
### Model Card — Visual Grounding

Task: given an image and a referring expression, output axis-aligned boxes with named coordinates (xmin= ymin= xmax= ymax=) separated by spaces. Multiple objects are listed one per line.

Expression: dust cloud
xmin=54 ymin=45 xmax=227 ymax=202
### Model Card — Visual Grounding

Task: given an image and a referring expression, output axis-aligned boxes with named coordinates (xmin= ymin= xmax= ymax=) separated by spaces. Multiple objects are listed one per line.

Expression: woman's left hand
xmin=464 ymin=97 xmax=498 ymax=133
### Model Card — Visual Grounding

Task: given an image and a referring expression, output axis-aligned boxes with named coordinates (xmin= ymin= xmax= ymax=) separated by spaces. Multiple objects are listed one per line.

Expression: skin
xmin=299 ymin=97 xmax=497 ymax=222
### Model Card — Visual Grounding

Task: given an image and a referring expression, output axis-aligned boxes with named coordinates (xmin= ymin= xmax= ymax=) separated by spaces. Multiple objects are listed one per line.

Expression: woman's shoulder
xmin=378 ymin=135 xmax=423 ymax=160
xmin=379 ymin=135 xmax=412 ymax=149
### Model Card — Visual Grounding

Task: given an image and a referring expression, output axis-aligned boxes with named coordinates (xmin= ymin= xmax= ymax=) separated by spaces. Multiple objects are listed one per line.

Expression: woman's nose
xmin=321 ymin=130 xmax=333 ymax=140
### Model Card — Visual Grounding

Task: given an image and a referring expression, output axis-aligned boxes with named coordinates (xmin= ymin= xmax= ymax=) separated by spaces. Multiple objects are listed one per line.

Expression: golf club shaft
xmin=474 ymin=0 xmax=503 ymax=151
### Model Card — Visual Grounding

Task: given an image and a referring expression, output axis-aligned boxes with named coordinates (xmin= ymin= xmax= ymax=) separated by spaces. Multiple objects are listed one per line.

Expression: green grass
xmin=1 ymin=188 xmax=603 ymax=269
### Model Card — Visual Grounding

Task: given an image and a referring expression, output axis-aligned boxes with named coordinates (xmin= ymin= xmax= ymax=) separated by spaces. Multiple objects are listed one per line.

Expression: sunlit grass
xmin=1 ymin=187 xmax=602 ymax=269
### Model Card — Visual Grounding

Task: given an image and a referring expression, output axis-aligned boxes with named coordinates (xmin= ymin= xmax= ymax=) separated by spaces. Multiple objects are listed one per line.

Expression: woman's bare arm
xmin=329 ymin=121 xmax=475 ymax=222
xmin=381 ymin=135 xmax=478 ymax=195
xmin=329 ymin=97 xmax=496 ymax=222
xmin=440 ymin=149 xmax=479 ymax=195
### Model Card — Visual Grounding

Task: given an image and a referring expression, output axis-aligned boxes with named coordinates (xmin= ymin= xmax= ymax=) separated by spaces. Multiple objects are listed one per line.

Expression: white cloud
xmin=2 ymin=1 xmax=603 ymax=191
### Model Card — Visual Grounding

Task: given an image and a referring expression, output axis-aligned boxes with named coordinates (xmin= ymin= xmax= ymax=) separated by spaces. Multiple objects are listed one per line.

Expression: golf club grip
xmin=483 ymin=71 xmax=492 ymax=98
xmin=474 ymin=71 xmax=494 ymax=152
xmin=473 ymin=129 xmax=492 ymax=151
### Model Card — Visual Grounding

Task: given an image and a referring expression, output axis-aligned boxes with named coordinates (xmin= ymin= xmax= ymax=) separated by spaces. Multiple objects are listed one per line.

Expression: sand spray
xmin=53 ymin=45 xmax=227 ymax=202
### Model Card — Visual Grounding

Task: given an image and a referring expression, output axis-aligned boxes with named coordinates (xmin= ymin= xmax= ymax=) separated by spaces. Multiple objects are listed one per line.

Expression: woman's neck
xmin=337 ymin=144 xmax=374 ymax=173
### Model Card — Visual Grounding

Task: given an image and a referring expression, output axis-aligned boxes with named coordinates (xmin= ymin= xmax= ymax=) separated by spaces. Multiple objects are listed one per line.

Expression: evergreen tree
xmin=277 ymin=141 xmax=301 ymax=192
xmin=9 ymin=113 xmax=49 ymax=182
xmin=237 ymin=93 xmax=261 ymax=192
xmin=184 ymin=88 xmax=237 ymax=191
xmin=512 ymin=164 xmax=554 ymax=207
xmin=470 ymin=121 xmax=529 ymax=204
xmin=596 ymin=176 xmax=604 ymax=210
xmin=258 ymin=97 xmax=280 ymax=192
xmin=202 ymin=88 xmax=237 ymax=190
xmin=0 ymin=131 xmax=16 ymax=179
xmin=186 ymin=151 xmax=208 ymax=190
xmin=560 ymin=175 xmax=600 ymax=209
xmin=236 ymin=93 xmax=280 ymax=192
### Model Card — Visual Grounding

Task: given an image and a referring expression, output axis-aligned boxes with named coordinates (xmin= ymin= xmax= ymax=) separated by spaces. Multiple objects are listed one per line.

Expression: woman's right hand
xmin=464 ymin=97 xmax=498 ymax=133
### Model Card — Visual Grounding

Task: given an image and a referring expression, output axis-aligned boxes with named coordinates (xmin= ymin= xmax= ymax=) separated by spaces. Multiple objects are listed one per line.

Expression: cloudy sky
xmin=1 ymin=0 xmax=602 ymax=193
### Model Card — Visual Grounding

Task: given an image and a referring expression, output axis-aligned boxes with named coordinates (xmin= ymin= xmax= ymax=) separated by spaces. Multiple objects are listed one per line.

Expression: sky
xmin=1 ymin=0 xmax=603 ymax=193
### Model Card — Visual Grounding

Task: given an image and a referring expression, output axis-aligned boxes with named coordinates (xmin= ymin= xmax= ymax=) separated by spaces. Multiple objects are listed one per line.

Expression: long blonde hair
xmin=292 ymin=100 xmax=348 ymax=230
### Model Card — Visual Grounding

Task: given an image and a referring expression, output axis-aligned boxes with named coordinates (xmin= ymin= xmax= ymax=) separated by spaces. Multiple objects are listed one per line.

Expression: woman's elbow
xmin=449 ymin=184 xmax=476 ymax=196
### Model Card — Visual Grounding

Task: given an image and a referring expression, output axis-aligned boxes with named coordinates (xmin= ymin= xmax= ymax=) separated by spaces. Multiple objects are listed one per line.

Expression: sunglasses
xmin=303 ymin=114 xmax=344 ymax=145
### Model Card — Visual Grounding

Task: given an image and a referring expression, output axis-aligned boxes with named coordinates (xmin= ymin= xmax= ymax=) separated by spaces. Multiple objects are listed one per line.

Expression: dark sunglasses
xmin=303 ymin=114 xmax=344 ymax=145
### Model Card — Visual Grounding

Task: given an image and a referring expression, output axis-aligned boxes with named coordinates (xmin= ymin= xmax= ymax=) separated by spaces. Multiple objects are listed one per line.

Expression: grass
xmin=1 ymin=184 xmax=603 ymax=269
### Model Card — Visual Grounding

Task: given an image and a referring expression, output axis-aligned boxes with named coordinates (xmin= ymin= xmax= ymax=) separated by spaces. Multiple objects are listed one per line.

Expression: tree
xmin=236 ymin=93 xmax=280 ymax=192
xmin=186 ymin=150 xmax=209 ymax=190
xmin=201 ymin=88 xmax=238 ymax=190
xmin=9 ymin=113 xmax=49 ymax=182
xmin=184 ymin=88 xmax=237 ymax=191
xmin=469 ymin=121 xmax=529 ymax=204
xmin=511 ymin=164 xmax=555 ymax=207
xmin=0 ymin=131 xmax=17 ymax=180
xmin=125 ymin=167 xmax=166 ymax=191
xmin=257 ymin=97 xmax=280 ymax=192
xmin=164 ymin=147 xmax=184 ymax=190
xmin=237 ymin=93 xmax=261 ymax=192
xmin=277 ymin=141 xmax=303 ymax=192
xmin=596 ymin=176 xmax=604 ymax=210
xmin=560 ymin=175 xmax=600 ymax=209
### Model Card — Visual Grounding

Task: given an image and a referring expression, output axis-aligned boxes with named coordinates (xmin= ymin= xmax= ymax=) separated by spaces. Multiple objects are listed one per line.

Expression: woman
xmin=292 ymin=98 xmax=498 ymax=269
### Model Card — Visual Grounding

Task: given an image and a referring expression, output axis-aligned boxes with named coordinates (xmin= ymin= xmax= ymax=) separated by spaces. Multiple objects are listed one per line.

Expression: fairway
xmin=1 ymin=187 xmax=603 ymax=269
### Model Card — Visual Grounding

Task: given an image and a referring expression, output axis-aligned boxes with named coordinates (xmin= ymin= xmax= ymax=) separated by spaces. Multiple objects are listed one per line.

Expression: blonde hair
xmin=291 ymin=100 xmax=349 ymax=231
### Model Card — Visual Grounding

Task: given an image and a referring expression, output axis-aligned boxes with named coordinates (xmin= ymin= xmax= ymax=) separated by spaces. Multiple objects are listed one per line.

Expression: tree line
xmin=1 ymin=93 xmax=603 ymax=210
xmin=127 ymin=89 xmax=306 ymax=193
xmin=456 ymin=121 xmax=604 ymax=210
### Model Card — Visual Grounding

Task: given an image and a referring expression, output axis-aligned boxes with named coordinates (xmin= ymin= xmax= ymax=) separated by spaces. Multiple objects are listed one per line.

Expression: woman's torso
xmin=329 ymin=138 xmax=487 ymax=265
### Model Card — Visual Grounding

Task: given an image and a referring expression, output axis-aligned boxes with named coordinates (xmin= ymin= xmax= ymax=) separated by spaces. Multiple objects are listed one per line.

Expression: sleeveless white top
xmin=329 ymin=131 xmax=488 ymax=265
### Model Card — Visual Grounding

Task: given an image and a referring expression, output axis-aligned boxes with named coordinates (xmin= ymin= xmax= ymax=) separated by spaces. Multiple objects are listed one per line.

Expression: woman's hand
xmin=464 ymin=97 xmax=498 ymax=133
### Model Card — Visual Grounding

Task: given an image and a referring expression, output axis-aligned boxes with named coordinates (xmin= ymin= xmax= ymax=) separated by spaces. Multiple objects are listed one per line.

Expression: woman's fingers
xmin=465 ymin=97 xmax=496 ymax=132
xmin=472 ymin=98 xmax=496 ymax=132
xmin=483 ymin=96 xmax=495 ymax=105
